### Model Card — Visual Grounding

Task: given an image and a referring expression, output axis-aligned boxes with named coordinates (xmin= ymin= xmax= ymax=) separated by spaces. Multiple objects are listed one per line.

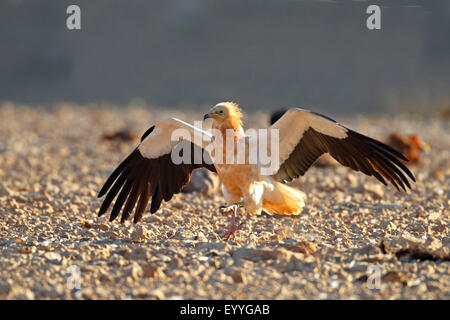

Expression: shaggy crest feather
xmin=221 ymin=101 xmax=243 ymax=130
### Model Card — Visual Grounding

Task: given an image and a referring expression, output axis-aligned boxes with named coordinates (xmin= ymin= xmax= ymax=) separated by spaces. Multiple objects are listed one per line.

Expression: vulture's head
xmin=203 ymin=102 xmax=243 ymax=129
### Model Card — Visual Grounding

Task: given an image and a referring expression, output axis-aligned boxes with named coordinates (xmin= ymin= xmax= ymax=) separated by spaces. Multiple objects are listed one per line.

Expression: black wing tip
xmin=347 ymin=130 xmax=417 ymax=187
xmin=140 ymin=125 xmax=155 ymax=142
xmin=398 ymin=153 xmax=409 ymax=162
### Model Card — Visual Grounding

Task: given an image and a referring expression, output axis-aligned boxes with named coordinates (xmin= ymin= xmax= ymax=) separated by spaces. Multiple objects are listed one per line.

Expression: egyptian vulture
xmin=97 ymin=102 xmax=415 ymax=240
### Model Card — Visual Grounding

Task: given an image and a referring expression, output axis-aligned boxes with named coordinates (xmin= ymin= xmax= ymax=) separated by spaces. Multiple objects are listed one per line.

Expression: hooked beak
xmin=203 ymin=113 xmax=212 ymax=120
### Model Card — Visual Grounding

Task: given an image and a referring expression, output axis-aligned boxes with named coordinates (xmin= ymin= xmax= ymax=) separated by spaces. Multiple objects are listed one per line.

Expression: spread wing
xmin=97 ymin=118 xmax=215 ymax=223
xmin=270 ymin=108 xmax=415 ymax=191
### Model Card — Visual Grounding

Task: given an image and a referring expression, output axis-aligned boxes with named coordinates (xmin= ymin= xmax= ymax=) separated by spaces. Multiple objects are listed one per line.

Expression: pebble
xmin=44 ymin=252 xmax=62 ymax=264
xmin=231 ymin=269 xmax=247 ymax=284
xmin=131 ymin=225 xmax=150 ymax=242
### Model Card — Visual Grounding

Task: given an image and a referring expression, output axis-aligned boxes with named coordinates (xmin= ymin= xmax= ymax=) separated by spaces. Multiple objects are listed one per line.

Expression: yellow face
xmin=203 ymin=104 xmax=228 ymax=122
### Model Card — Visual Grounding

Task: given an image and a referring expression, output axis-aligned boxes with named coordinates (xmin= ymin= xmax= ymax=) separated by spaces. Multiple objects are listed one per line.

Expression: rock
xmin=101 ymin=129 xmax=136 ymax=142
xmin=286 ymin=241 xmax=317 ymax=254
xmin=124 ymin=247 xmax=149 ymax=260
xmin=132 ymin=287 xmax=151 ymax=298
xmin=81 ymin=288 xmax=95 ymax=299
xmin=381 ymin=271 xmax=408 ymax=285
xmin=0 ymin=282 xmax=11 ymax=295
xmin=99 ymin=274 xmax=112 ymax=283
xmin=181 ymin=168 xmax=220 ymax=195
xmin=231 ymin=269 xmax=247 ymax=284
xmin=93 ymin=223 xmax=109 ymax=231
xmin=17 ymin=246 xmax=34 ymax=254
xmin=277 ymin=255 xmax=310 ymax=273
xmin=126 ymin=263 xmax=143 ymax=280
xmin=350 ymin=223 xmax=362 ymax=234
xmin=81 ymin=220 xmax=92 ymax=228
xmin=169 ymin=258 xmax=184 ymax=268
xmin=195 ymin=242 xmax=230 ymax=252
xmin=194 ymin=232 xmax=207 ymax=241
xmin=380 ymin=220 xmax=397 ymax=231
xmin=44 ymin=252 xmax=62 ymax=264
xmin=11 ymin=288 xmax=35 ymax=300
xmin=143 ymin=264 xmax=164 ymax=279
xmin=232 ymin=247 xmax=293 ymax=262
xmin=346 ymin=174 xmax=358 ymax=187
xmin=108 ymin=231 xmax=121 ymax=240
xmin=401 ymin=233 xmax=425 ymax=244
xmin=148 ymin=288 xmax=165 ymax=300
xmin=131 ymin=225 xmax=150 ymax=242
xmin=363 ymin=184 xmax=384 ymax=199
xmin=430 ymin=168 xmax=444 ymax=180
xmin=427 ymin=239 xmax=442 ymax=251
xmin=428 ymin=212 xmax=441 ymax=220
xmin=386 ymin=133 xmax=423 ymax=164
xmin=0 ymin=183 xmax=10 ymax=197
xmin=374 ymin=204 xmax=404 ymax=210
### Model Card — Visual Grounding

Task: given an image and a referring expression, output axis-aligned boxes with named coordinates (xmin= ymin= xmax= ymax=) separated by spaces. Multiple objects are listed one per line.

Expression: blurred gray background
xmin=0 ymin=0 xmax=449 ymax=113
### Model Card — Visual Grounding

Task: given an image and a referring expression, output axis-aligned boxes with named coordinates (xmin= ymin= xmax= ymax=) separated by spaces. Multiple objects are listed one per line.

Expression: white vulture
xmin=97 ymin=102 xmax=415 ymax=240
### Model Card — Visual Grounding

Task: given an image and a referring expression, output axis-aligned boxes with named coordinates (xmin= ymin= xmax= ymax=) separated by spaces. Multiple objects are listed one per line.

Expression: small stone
xmin=44 ymin=252 xmax=62 ymax=264
xmin=350 ymin=223 xmax=362 ymax=234
xmin=81 ymin=220 xmax=92 ymax=228
xmin=148 ymin=288 xmax=165 ymax=300
xmin=428 ymin=212 xmax=440 ymax=220
xmin=94 ymin=223 xmax=109 ymax=231
xmin=99 ymin=274 xmax=112 ymax=283
xmin=382 ymin=271 xmax=408 ymax=284
xmin=231 ymin=269 xmax=247 ymax=284
xmin=232 ymin=247 xmax=293 ymax=262
xmin=0 ymin=183 xmax=10 ymax=197
xmin=10 ymin=288 xmax=35 ymax=300
xmin=0 ymin=282 xmax=11 ymax=295
xmin=286 ymin=241 xmax=317 ymax=254
xmin=431 ymin=168 xmax=444 ymax=180
xmin=17 ymin=246 xmax=34 ymax=254
xmin=126 ymin=263 xmax=143 ymax=280
xmin=169 ymin=258 xmax=183 ymax=268
xmin=363 ymin=184 xmax=384 ymax=199
xmin=131 ymin=225 xmax=150 ymax=242
xmin=81 ymin=288 xmax=95 ymax=299
xmin=346 ymin=174 xmax=358 ymax=187
xmin=172 ymin=202 xmax=184 ymax=209
xmin=143 ymin=264 xmax=164 ymax=279
xmin=428 ymin=239 xmax=442 ymax=250
xmin=195 ymin=232 xmax=207 ymax=241
xmin=181 ymin=168 xmax=220 ymax=195
xmin=125 ymin=247 xmax=148 ymax=260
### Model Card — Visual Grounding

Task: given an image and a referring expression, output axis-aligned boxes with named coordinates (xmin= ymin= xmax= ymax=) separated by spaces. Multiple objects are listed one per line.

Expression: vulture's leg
xmin=220 ymin=201 xmax=244 ymax=241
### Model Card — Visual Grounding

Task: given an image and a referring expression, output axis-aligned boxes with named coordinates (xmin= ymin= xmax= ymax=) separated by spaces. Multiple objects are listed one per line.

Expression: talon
xmin=219 ymin=203 xmax=243 ymax=241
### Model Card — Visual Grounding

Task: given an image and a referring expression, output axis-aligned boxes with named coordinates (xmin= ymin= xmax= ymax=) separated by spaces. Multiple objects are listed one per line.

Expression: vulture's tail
xmin=263 ymin=182 xmax=306 ymax=215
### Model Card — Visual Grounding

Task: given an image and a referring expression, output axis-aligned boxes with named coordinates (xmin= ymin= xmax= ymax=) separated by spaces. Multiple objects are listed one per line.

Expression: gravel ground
xmin=0 ymin=103 xmax=448 ymax=300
